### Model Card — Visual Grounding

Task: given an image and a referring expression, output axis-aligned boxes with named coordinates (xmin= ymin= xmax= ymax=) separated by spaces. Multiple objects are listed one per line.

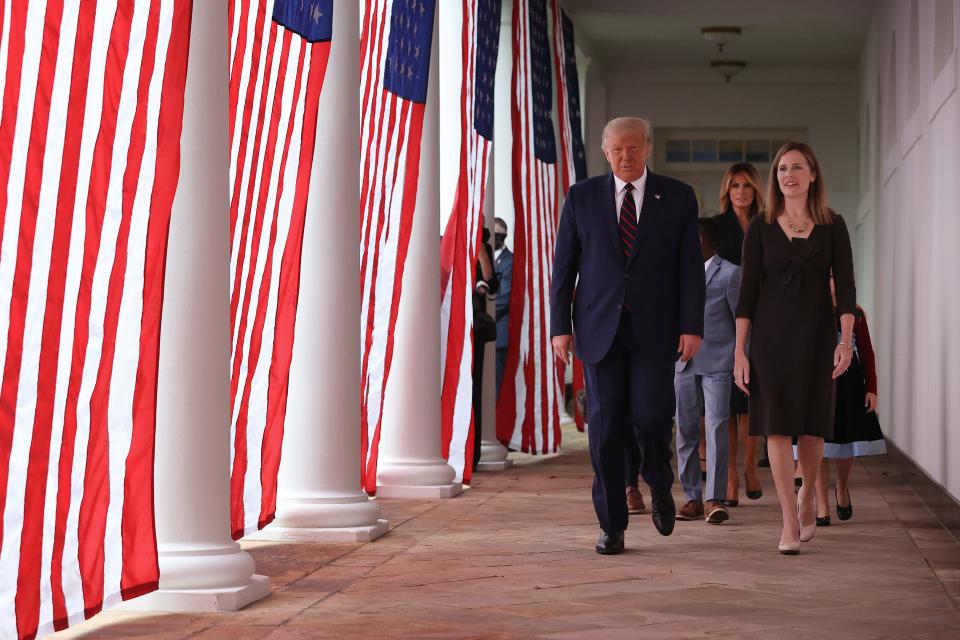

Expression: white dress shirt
xmin=705 ymin=254 xmax=716 ymax=272
xmin=613 ymin=169 xmax=647 ymax=221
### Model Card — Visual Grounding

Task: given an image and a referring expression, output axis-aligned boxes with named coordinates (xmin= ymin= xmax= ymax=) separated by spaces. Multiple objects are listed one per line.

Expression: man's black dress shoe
xmin=595 ymin=531 xmax=624 ymax=555
xmin=651 ymin=492 xmax=676 ymax=536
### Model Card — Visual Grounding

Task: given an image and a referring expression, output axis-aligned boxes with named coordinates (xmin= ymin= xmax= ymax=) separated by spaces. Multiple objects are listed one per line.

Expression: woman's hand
xmin=733 ymin=351 xmax=750 ymax=396
xmin=864 ymin=392 xmax=877 ymax=413
xmin=832 ymin=344 xmax=853 ymax=379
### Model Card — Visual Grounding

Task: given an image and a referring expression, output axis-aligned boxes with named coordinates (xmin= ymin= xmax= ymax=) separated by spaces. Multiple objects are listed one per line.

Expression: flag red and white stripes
xmin=550 ymin=0 xmax=588 ymax=432
xmin=0 ymin=1 xmax=191 ymax=637
xmin=551 ymin=0 xmax=586 ymax=195
xmin=439 ymin=0 xmax=500 ymax=485
xmin=359 ymin=0 xmax=436 ymax=494
xmin=496 ymin=0 xmax=562 ymax=454
xmin=227 ymin=0 xmax=332 ymax=540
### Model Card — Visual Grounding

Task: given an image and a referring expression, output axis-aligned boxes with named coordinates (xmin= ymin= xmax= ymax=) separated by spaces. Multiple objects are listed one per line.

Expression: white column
xmin=253 ymin=0 xmax=387 ymax=543
xmin=125 ymin=0 xmax=269 ymax=612
xmin=493 ymin=2 xmax=514 ymax=246
xmin=376 ymin=14 xmax=461 ymax=499
xmin=477 ymin=164 xmax=511 ymax=471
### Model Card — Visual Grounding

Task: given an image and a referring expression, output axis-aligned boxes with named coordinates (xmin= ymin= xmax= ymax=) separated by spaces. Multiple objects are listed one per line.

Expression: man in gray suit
xmin=675 ymin=216 xmax=741 ymax=524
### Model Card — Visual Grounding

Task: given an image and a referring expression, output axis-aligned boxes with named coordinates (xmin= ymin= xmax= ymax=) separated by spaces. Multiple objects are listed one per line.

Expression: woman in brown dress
xmin=733 ymin=142 xmax=856 ymax=555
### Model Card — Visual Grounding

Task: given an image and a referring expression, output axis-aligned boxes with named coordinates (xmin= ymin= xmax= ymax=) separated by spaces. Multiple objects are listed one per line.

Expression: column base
xmin=476 ymin=459 xmax=513 ymax=471
xmin=376 ymin=483 xmax=462 ymax=499
xmin=271 ymin=491 xmax=384 ymax=529
xmin=478 ymin=439 xmax=511 ymax=471
xmin=248 ymin=518 xmax=389 ymax=543
xmin=376 ymin=459 xmax=462 ymax=499
xmin=121 ymin=575 xmax=270 ymax=612
xmin=560 ymin=411 xmax=576 ymax=426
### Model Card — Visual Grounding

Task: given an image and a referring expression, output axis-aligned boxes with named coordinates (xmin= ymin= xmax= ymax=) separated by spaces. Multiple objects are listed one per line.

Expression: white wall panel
xmin=862 ymin=0 xmax=960 ymax=500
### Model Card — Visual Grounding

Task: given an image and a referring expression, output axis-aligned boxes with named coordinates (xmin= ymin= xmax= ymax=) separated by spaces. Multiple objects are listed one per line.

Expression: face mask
xmin=494 ymin=232 xmax=506 ymax=249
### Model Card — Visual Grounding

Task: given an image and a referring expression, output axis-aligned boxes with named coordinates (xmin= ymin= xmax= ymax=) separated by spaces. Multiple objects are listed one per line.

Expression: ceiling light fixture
xmin=700 ymin=26 xmax=742 ymax=53
xmin=710 ymin=60 xmax=747 ymax=84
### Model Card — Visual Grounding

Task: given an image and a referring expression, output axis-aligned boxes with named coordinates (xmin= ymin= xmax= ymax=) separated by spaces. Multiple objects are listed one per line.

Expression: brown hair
xmin=765 ymin=141 xmax=833 ymax=225
xmin=719 ymin=162 xmax=764 ymax=218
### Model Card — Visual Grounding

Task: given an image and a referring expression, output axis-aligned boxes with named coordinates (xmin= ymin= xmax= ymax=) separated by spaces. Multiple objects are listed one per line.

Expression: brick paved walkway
xmin=55 ymin=425 xmax=960 ymax=639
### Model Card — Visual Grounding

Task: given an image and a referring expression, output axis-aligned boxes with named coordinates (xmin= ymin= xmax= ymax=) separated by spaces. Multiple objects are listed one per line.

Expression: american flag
xmin=360 ymin=0 xmax=436 ymax=494
xmin=439 ymin=0 xmax=501 ymax=485
xmin=552 ymin=2 xmax=586 ymax=191
xmin=227 ymin=0 xmax=333 ymax=539
xmin=0 ymin=1 xmax=191 ymax=638
xmin=496 ymin=0 xmax=562 ymax=454
xmin=550 ymin=1 xmax=588 ymax=432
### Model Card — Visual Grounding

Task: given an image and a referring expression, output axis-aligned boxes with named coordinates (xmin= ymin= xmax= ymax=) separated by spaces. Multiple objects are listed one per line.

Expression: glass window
xmin=745 ymin=140 xmax=771 ymax=163
xmin=718 ymin=140 xmax=743 ymax=163
xmin=666 ymin=139 xmax=691 ymax=162
xmin=692 ymin=140 xmax=717 ymax=162
xmin=770 ymin=140 xmax=791 ymax=157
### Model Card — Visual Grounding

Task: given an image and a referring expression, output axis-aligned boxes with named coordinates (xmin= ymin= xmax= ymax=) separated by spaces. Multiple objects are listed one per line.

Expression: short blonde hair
xmin=601 ymin=117 xmax=652 ymax=149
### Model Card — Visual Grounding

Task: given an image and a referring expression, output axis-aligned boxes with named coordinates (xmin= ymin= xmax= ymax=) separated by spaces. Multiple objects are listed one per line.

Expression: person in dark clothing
xmin=716 ymin=162 xmax=763 ymax=266
xmin=472 ymin=228 xmax=499 ymax=467
xmin=734 ymin=142 xmax=856 ymax=555
xmin=493 ymin=218 xmax=512 ymax=398
xmin=551 ymin=117 xmax=705 ymax=554
xmin=715 ymin=162 xmax=766 ymax=505
xmin=813 ymin=277 xmax=885 ymax=526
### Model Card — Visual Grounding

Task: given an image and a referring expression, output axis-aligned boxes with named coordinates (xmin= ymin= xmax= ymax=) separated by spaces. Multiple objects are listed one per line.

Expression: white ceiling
xmin=561 ymin=0 xmax=879 ymax=74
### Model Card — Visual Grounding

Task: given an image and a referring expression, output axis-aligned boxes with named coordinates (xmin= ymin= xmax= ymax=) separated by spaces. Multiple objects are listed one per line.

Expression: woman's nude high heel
xmin=778 ymin=539 xmax=801 ymax=555
xmin=798 ymin=487 xmax=816 ymax=543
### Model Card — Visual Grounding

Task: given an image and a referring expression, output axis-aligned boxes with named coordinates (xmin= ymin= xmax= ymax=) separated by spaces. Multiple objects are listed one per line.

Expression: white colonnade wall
xmin=858 ymin=0 xmax=960 ymax=501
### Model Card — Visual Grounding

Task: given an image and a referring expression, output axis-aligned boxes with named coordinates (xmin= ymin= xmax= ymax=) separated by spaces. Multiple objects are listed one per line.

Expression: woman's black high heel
xmin=836 ymin=487 xmax=853 ymax=521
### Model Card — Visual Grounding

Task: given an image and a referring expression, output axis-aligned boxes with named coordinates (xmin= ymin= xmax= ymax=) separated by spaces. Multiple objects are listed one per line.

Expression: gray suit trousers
xmin=675 ymin=368 xmax=731 ymax=502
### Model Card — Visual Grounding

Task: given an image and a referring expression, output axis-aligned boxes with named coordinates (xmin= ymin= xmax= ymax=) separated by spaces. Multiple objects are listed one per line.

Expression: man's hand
xmin=677 ymin=334 xmax=702 ymax=363
xmin=552 ymin=335 xmax=574 ymax=365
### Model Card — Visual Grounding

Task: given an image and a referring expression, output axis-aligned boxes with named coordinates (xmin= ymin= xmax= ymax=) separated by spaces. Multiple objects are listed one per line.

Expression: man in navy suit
xmin=493 ymin=217 xmax=513 ymax=398
xmin=551 ymin=117 xmax=705 ymax=554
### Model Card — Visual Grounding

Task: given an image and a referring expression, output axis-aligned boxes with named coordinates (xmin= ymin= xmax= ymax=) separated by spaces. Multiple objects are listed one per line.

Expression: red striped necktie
xmin=619 ymin=182 xmax=638 ymax=258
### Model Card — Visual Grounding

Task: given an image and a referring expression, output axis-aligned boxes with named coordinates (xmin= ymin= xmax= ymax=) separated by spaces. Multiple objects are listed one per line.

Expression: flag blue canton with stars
xmin=272 ymin=0 xmax=333 ymax=43
xmin=473 ymin=0 xmax=502 ymax=140
xmin=560 ymin=10 xmax=587 ymax=181
xmin=528 ymin=0 xmax=556 ymax=164
xmin=384 ymin=0 xmax=437 ymax=104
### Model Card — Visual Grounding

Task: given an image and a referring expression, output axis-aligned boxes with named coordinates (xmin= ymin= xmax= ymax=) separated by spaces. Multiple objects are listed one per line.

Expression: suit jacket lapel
xmin=705 ymin=256 xmax=721 ymax=286
xmin=626 ymin=170 xmax=660 ymax=268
